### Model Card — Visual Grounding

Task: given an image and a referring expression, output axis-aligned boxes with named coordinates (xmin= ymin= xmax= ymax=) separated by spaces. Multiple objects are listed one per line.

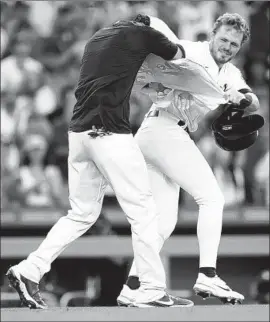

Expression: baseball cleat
xmin=117 ymin=284 xmax=139 ymax=307
xmin=219 ymin=297 xmax=243 ymax=305
xmin=130 ymin=293 xmax=194 ymax=308
xmin=6 ymin=267 xmax=47 ymax=309
xmin=193 ymin=273 xmax=244 ymax=304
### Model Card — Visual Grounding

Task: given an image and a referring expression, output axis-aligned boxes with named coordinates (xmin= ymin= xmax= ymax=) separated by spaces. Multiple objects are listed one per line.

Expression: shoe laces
xmin=214 ymin=275 xmax=231 ymax=290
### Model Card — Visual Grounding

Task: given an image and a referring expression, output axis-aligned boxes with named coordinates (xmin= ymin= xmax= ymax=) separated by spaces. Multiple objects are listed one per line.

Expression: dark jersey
xmin=69 ymin=21 xmax=178 ymax=133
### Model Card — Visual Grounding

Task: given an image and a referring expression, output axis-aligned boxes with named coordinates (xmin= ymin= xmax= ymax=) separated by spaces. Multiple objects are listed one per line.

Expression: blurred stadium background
xmin=1 ymin=0 xmax=269 ymax=308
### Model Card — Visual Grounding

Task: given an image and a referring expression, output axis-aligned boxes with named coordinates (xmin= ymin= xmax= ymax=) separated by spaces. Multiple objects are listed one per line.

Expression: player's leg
xmin=87 ymin=133 xmax=165 ymax=300
xmin=87 ymin=132 xmax=193 ymax=307
xmin=7 ymin=131 xmax=107 ymax=308
xmin=164 ymin=141 xmax=243 ymax=303
xmin=117 ymin=163 xmax=180 ymax=306
xmin=128 ymin=163 xmax=180 ymax=274
xmin=137 ymin=120 xmax=244 ymax=303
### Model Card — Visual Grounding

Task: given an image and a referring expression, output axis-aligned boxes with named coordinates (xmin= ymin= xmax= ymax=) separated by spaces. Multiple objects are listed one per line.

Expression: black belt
xmin=146 ymin=110 xmax=189 ymax=133
xmin=87 ymin=126 xmax=112 ymax=138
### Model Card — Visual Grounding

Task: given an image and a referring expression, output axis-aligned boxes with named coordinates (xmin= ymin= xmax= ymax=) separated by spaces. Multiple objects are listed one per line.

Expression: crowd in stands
xmin=1 ymin=1 xmax=269 ymax=307
xmin=1 ymin=1 xmax=269 ymax=215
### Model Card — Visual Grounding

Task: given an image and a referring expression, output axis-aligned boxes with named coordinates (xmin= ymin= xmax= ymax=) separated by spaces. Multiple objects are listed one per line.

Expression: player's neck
xmin=211 ymin=55 xmax=224 ymax=70
xmin=217 ymin=63 xmax=224 ymax=71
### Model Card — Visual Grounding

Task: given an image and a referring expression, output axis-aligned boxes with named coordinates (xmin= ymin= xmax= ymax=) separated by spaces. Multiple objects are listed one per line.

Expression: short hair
xmin=212 ymin=13 xmax=250 ymax=44
xmin=133 ymin=14 xmax=150 ymax=26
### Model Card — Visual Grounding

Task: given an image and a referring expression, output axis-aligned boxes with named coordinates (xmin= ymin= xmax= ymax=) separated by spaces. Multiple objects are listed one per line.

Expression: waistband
xmin=146 ymin=109 xmax=189 ymax=133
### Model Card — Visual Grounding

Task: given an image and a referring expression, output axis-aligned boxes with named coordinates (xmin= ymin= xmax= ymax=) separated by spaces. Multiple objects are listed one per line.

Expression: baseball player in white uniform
xmin=117 ymin=13 xmax=260 ymax=307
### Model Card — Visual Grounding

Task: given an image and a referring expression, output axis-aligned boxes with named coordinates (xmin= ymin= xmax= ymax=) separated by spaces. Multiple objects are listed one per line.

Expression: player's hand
xmin=223 ymin=88 xmax=246 ymax=105
xmin=149 ymin=83 xmax=171 ymax=100
xmin=156 ymin=88 xmax=171 ymax=100
xmin=148 ymin=82 xmax=167 ymax=92
xmin=143 ymin=82 xmax=171 ymax=103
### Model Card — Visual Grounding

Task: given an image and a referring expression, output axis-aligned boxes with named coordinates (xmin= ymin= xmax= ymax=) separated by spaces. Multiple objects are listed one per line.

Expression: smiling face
xmin=209 ymin=25 xmax=244 ymax=67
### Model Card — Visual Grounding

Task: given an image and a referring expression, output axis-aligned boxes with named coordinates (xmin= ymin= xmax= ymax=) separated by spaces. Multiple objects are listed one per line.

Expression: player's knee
xmin=66 ymin=211 xmax=100 ymax=225
xmin=159 ymin=218 xmax=177 ymax=241
xmin=160 ymin=226 xmax=174 ymax=241
xmin=218 ymin=190 xmax=225 ymax=207
xmin=212 ymin=187 xmax=225 ymax=208
xmin=197 ymin=187 xmax=225 ymax=209
xmin=67 ymin=202 xmax=101 ymax=224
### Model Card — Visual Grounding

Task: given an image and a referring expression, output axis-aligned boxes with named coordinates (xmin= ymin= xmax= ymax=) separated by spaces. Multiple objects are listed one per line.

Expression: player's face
xmin=210 ymin=25 xmax=243 ymax=66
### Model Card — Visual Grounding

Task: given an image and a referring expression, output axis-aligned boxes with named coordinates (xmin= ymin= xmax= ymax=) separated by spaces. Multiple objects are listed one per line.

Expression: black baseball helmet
xmin=211 ymin=103 xmax=264 ymax=152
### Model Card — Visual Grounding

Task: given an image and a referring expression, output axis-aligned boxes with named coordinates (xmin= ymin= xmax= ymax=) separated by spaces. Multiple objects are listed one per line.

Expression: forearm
xmin=244 ymin=93 xmax=260 ymax=113
xmin=141 ymin=84 xmax=155 ymax=95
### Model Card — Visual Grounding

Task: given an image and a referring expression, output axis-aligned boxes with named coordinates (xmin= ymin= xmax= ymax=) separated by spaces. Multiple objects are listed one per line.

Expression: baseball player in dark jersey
xmin=6 ymin=15 xmax=194 ymax=308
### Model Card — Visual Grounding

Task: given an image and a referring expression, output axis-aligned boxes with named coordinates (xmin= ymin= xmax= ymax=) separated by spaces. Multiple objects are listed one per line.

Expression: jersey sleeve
xmin=176 ymin=40 xmax=197 ymax=59
xmin=145 ymin=27 xmax=179 ymax=60
xmin=227 ymin=64 xmax=252 ymax=93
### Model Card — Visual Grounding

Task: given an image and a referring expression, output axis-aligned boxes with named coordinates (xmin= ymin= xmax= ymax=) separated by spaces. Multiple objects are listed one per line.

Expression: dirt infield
xmin=1 ymin=305 xmax=269 ymax=321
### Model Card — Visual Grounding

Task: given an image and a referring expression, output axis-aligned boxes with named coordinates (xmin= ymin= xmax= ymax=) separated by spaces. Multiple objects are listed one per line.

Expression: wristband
xmin=239 ymin=93 xmax=252 ymax=108
xmin=176 ymin=44 xmax=186 ymax=58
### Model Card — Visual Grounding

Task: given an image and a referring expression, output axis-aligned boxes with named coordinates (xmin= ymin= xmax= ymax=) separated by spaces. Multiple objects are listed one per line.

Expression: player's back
xmin=79 ymin=22 xmax=150 ymax=79
xmin=70 ymin=21 xmax=153 ymax=133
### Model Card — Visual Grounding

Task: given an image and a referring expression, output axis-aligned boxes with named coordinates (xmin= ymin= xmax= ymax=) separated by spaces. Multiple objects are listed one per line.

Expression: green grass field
xmin=1 ymin=305 xmax=269 ymax=321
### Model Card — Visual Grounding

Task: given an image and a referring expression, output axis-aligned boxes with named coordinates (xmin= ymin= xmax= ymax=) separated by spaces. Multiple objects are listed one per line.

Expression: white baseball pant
xmin=127 ymin=109 xmax=225 ymax=278
xmin=16 ymin=130 xmax=166 ymax=298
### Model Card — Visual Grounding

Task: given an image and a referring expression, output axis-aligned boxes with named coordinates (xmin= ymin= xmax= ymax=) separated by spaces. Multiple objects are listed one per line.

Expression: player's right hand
xmin=223 ymin=88 xmax=246 ymax=105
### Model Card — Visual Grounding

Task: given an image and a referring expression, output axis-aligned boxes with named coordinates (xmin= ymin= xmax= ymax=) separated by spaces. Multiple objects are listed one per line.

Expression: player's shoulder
xmin=177 ymin=40 xmax=209 ymax=57
xmin=97 ymin=20 xmax=137 ymax=37
xmin=178 ymin=40 xmax=207 ymax=49
xmin=177 ymin=40 xmax=209 ymax=61
xmin=222 ymin=61 xmax=250 ymax=89
xmin=111 ymin=20 xmax=153 ymax=41
xmin=112 ymin=20 xmax=146 ymax=31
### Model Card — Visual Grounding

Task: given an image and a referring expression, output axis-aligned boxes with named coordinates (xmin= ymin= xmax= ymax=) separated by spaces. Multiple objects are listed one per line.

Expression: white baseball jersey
xmin=135 ymin=55 xmax=225 ymax=131
xmin=178 ymin=40 xmax=251 ymax=93
xmin=148 ymin=15 xmax=250 ymax=92
xmin=134 ymin=17 xmax=251 ymax=132
xmin=127 ymin=18 xmax=251 ymax=281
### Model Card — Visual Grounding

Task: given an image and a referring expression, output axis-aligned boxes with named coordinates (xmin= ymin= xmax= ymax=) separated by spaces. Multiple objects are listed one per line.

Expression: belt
xmin=87 ymin=126 xmax=113 ymax=138
xmin=146 ymin=110 xmax=189 ymax=133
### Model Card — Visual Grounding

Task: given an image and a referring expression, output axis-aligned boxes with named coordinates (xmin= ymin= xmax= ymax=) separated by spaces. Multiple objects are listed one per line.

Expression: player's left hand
xmin=223 ymin=88 xmax=246 ymax=105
